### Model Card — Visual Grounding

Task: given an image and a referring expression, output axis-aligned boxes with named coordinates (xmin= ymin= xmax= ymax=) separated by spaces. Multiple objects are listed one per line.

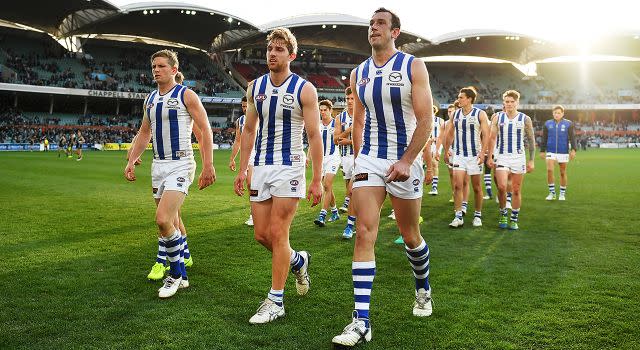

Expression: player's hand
xmin=526 ymin=160 xmax=535 ymax=173
xmin=424 ymin=168 xmax=434 ymax=185
xmin=443 ymin=154 xmax=450 ymax=166
xmin=134 ymin=157 xmax=142 ymax=165
xmin=477 ymin=153 xmax=485 ymax=165
xmin=198 ymin=165 xmax=215 ymax=190
xmin=540 ymin=152 xmax=546 ymax=159
xmin=124 ymin=163 xmax=136 ymax=181
xmin=487 ymin=157 xmax=495 ymax=169
xmin=434 ymin=153 xmax=440 ymax=162
xmin=305 ymin=158 xmax=310 ymax=168
xmin=307 ymin=179 xmax=322 ymax=207
xmin=234 ymin=170 xmax=247 ymax=196
xmin=229 ymin=159 xmax=236 ymax=171
xmin=569 ymin=149 xmax=576 ymax=161
xmin=385 ymin=159 xmax=411 ymax=183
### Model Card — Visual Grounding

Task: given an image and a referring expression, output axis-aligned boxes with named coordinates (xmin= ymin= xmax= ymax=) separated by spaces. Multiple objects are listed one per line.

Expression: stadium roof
xmin=2 ymin=1 xmax=640 ymax=64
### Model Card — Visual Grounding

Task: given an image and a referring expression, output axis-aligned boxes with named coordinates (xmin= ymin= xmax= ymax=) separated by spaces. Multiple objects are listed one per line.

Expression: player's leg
xmin=245 ymin=165 xmax=254 ymax=225
xmin=546 ymin=157 xmax=557 ymax=200
xmin=147 ymin=197 xmax=167 ymax=280
xmin=324 ymin=173 xmax=340 ymax=222
xmin=483 ymin=159 xmax=493 ymax=199
xmin=495 ymin=168 xmax=510 ymax=229
xmin=447 ymin=164 xmax=454 ymax=202
xmin=508 ymin=173 xmax=524 ymax=230
xmin=314 ymin=175 xmax=329 ymax=227
xmin=155 ymin=190 xmax=186 ymax=298
xmin=449 ymin=169 xmax=467 ymax=227
xmin=470 ymin=174 xmax=484 ymax=226
xmin=462 ymin=173 xmax=470 ymax=215
xmin=176 ymin=209 xmax=192 ymax=268
xmin=343 ymin=178 xmax=356 ymax=239
xmin=558 ymin=162 xmax=568 ymax=200
xmin=391 ymin=195 xmax=433 ymax=317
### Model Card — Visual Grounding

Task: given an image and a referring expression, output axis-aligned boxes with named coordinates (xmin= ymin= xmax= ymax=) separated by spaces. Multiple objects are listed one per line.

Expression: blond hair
xmin=502 ymin=90 xmax=520 ymax=101
xmin=267 ymin=27 xmax=298 ymax=54
xmin=151 ymin=49 xmax=179 ymax=68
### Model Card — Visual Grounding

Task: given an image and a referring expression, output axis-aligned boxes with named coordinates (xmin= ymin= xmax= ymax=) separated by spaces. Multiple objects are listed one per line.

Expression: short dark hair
xmin=345 ymin=86 xmax=353 ymax=96
xmin=553 ymin=105 xmax=564 ymax=113
xmin=460 ymin=86 xmax=478 ymax=103
xmin=374 ymin=7 xmax=401 ymax=29
xmin=319 ymin=99 xmax=333 ymax=109
xmin=241 ymin=96 xmax=247 ymax=102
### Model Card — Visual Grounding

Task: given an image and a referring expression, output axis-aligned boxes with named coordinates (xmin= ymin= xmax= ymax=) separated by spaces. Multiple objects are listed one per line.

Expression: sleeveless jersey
xmin=431 ymin=116 xmax=443 ymax=140
xmin=145 ymin=84 xmax=193 ymax=160
xmin=355 ymin=51 xmax=415 ymax=160
xmin=237 ymin=115 xmax=246 ymax=134
xmin=453 ymin=107 xmax=483 ymax=157
xmin=338 ymin=110 xmax=354 ymax=156
xmin=320 ymin=118 xmax=337 ymax=157
xmin=496 ymin=112 xmax=526 ymax=156
xmin=251 ymin=73 xmax=307 ymax=166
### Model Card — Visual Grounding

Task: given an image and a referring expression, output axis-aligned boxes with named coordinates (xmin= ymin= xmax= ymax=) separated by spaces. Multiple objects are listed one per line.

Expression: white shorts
xmin=546 ymin=152 xmax=569 ymax=163
xmin=151 ymin=159 xmax=196 ymax=199
xmin=451 ymin=154 xmax=484 ymax=176
xmin=495 ymin=155 xmax=526 ymax=174
xmin=250 ymin=165 xmax=306 ymax=202
xmin=352 ymin=154 xmax=424 ymax=200
xmin=341 ymin=155 xmax=355 ymax=180
xmin=322 ymin=154 xmax=341 ymax=177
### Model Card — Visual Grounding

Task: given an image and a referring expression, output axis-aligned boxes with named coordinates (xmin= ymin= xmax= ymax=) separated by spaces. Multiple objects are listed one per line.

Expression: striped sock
xmin=331 ymin=207 xmax=339 ymax=215
xmin=179 ymin=236 xmax=187 ymax=280
xmin=290 ymin=250 xmax=305 ymax=272
xmin=500 ymin=208 xmax=508 ymax=216
xmin=181 ymin=234 xmax=190 ymax=260
xmin=268 ymin=289 xmax=284 ymax=307
xmin=461 ymin=202 xmax=468 ymax=213
xmin=548 ymin=183 xmax=556 ymax=194
xmin=163 ymin=230 xmax=182 ymax=278
xmin=405 ymin=240 xmax=431 ymax=292
xmin=455 ymin=210 xmax=463 ymax=220
xmin=343 ymin=197 xmax=350 ymax=207
xmin=474 ymin=211 xmax=482 ymax=218
xmin=511 ymin=208 xmax=520 ymax=222
xmin=347 ymin=215 xmax=356 ymax=228
xmin=156 ymin=237 xmax=167 ymax=265
xmin=319 ymin=209 xmax=327 ymax=219
xmin=353 ymin=261 xmax=375 ymax=328
xmin=432 ymin=176 xmax=439 ymax=190
xmin=507 ymin=192 xmax=512 ymax=203
xmin=560 ymin=186 xmax=566 ymax=195
xmin=484 ymin=174 xmax=493 ymax=197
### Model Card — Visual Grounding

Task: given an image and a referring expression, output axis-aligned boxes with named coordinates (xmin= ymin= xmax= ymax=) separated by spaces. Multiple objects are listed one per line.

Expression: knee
xmin=155 ymin=214 xmax=173 ymax=233
xmin=254 ymin=230 xmax=269 ymax=246
xmin=497 ymin=183 xmax=507 ymax=193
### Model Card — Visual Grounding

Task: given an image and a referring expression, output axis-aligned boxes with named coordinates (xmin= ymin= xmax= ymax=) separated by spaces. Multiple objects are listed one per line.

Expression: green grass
xmin=1 ymin=149 xmax=639 ymax=349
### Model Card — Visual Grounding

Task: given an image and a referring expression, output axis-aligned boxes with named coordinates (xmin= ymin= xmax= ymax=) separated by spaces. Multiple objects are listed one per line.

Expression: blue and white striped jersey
xmin=496 ymin=112 xmax=526 ymax=156
xmin=355 ymin=51 xmax=416 ymax=160
xmin=432 ymin=116 xmax=444 ymax=140
xmin=236 ymin=115 xmax=246 ymax=134
xmin=144 ymin=84 xmax=193 ymax=160
xmin=338 ymin=110 xmax=354 ymax=156
xmin=453 ymin=107 xmax=483 ymax=157
xmin=251 ymin=73 xmax=307 ymax=166
xmin=320 ymin=118 xmax=337 ymax=157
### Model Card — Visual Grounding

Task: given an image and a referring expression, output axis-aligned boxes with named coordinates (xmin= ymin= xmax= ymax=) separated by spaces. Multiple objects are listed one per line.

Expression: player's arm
xmin=568 ymin=122 xmax=577 ymax=160
xmin=229 ymin=120 xmax=241 ymax=171
xmin=125 ymin=111 xmax=151 ymax=181
xmin=301 ymin=83 xmax=323 ymax=207
xmin=184 ymin=89 xmax=215 ymax=189
xmin=333 ymin=114 xmax=343 ymax=144
xmin=235 ymin=83 xmax=258 ymax=195
xmin=350 ymin=68 xmax=365 ymax=159
xmin=435 ymin=120 xmax=447 ymax=162
xmin=442 ymin=119 xmax=455 ymax=164
xmin=524 ymin=115 xmax=536 ymax=172
xmin=478 ymin=110 xmax=490 ymax=164
xmin=487 ymin=114 xmax=499 ymax=167
xmin=540 ymin=121 xmax=548 ymax=158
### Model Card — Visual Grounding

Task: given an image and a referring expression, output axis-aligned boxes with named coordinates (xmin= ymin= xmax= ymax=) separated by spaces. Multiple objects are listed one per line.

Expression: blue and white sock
xmin=156 ymin=237 xmax=167 ymax=265
xmin=353 ymin=261 xmax=375 ymax=328
xmin=432 ymin=176 xmax=439 ymax=190
xmin=455 ymin=210 xmax=463 ymax=220
xmin=179 ymin=236 xmax=187 ymax=280
xmin=181 ymin=234 xmax=190 ymax=260
xmin=268 ymin=289 xmax=284 ymax=307
xmin=548 ymin=183 xmax=556 ymax=194
xmin=319 ymin=209 xmax=327 ymax=219
xmin=500 ymin=208 xmax=508 ymax=217
xmin=474 ymin=211 xmax=482 ymax=219
xmin=405 ymin=240 xmax=431 ymax=292
xmin=484 ymin=174 xmax=493 ymax=197
xmin=507 ymin=192 xmax=512 ymax=203
xmin=347 ymin=215 xmax=356 ymax=228
xmin=290 ymin=250 xmax=305 ymax=272
xmin=461 ymin=202 xmax=468 ymax=213
xmin=331 ymin=207 xmax=339 ymax=215
xmin=163 ymin=230 xmax=182 ymax=278
xmin=560 ymin=186 xmax=566 ymax=196
xmin=511 ymin=208 xmax=520 ymax=222
xmin=343 ymin=197 xmax=350 ymax=207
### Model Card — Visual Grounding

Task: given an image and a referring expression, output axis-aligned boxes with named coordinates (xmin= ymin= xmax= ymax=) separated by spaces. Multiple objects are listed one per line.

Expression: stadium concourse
xmin=1 ymin=1 xmax=640 ymax=349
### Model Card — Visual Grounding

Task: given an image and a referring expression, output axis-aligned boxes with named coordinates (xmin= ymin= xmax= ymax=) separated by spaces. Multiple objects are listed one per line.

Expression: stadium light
xmin=476 ymin=37 xmax=480 ymax=40
xmin=341 ymin=75 xmax=347 ymax=80
xmin=228 ymin=17 xmax=233 ymax=23
xmin=192 ymin=11 xmax=196 ymax=15
xmin=416 ymin=38 xmax=422 ymax=42
xmin=460 ymin=38 xmax=466 ymax=42
xmin=322 ymin=25 xmax=326 ymax=29
xmin=332 ymin=25 xmax=337 ymax=29
xmin=143 ymin=10 xmax=148 ymax=15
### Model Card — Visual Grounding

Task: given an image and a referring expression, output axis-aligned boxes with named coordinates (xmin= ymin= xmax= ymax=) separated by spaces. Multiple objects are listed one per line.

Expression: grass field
xmin=1 ymin=149 xmax=639 ymax=349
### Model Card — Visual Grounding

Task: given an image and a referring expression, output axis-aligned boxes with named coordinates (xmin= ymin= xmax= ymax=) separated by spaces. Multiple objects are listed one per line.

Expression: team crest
xmin=255 ymin=94 xmax=268 ymax=102
xmin=358 ymin=77 xmax=370 ymax=86
xmin=412 ymin=179 xmax=420 ymax=186
xmin=282 ymin=94 xmax=294 ymax=105
xmin=166 ymin=98 xmax=179 ymax=107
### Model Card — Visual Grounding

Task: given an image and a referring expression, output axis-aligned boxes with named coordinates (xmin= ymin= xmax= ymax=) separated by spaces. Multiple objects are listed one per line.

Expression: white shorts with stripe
xmin=151 ymin=158 xmax=196 ymax=199
xmin=250 ymin=165 xmax=305 ymax=202
xmin=352 ymin=154 xmax=424 ymax=200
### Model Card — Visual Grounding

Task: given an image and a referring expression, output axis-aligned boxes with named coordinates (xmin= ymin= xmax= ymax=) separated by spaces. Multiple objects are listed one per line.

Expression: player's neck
xmin=269 ymin=68 xmax=292 ymax=86
xmin=462 ymin=105 xmax=473 ymax=115
xmin=322 ymin=115 xmax=332 ymax=125
xmin=157 ymin=81 xmax=177 ymax=95
xmin=506 ymin=110 xmax=518 ymax=118
xmin=348 ymin=108 xmax=354 ymax=117
xmin=371 ymin=46 xmax=397 ymax=67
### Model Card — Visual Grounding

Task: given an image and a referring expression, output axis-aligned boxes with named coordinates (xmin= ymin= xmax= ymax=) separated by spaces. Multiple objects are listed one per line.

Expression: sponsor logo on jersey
xmin=357 ymin=77 xmax=370 ymax=86
xmin=167 ymin=98 xmax=179 ymax=108
xmin=282 ymin=94 xmax=294 ymax=105
xmin=147 ymin=103 xmax=154 ymax=110
xmin=290 ymin=154 xmax=302 ymax=163
xmin=272 ymin=89 xmax=278 ymax=94
xmin=290 ymin=180 xmax=299 ymax=186
xmin=412 ymin=179 xmax=420 ymax=186
xmin=375 ymin=69 xmax=383 ymax=75
xmin=250 ymin=189 xmax=258 ymax=197
xmin=175 ymin=151 xmax=187 ymax=158
xmin=354 ymin=173 xmax=369 ymax=182
xmin=177 ymin=177 xmax=185 ymax=183
xmin=152 ymin=188 xmax=158 ymax=194
xmin=255 ymin=94 xmax=268 ymax=102
xmin=389 ymin=72 xmax=402 ymax=82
